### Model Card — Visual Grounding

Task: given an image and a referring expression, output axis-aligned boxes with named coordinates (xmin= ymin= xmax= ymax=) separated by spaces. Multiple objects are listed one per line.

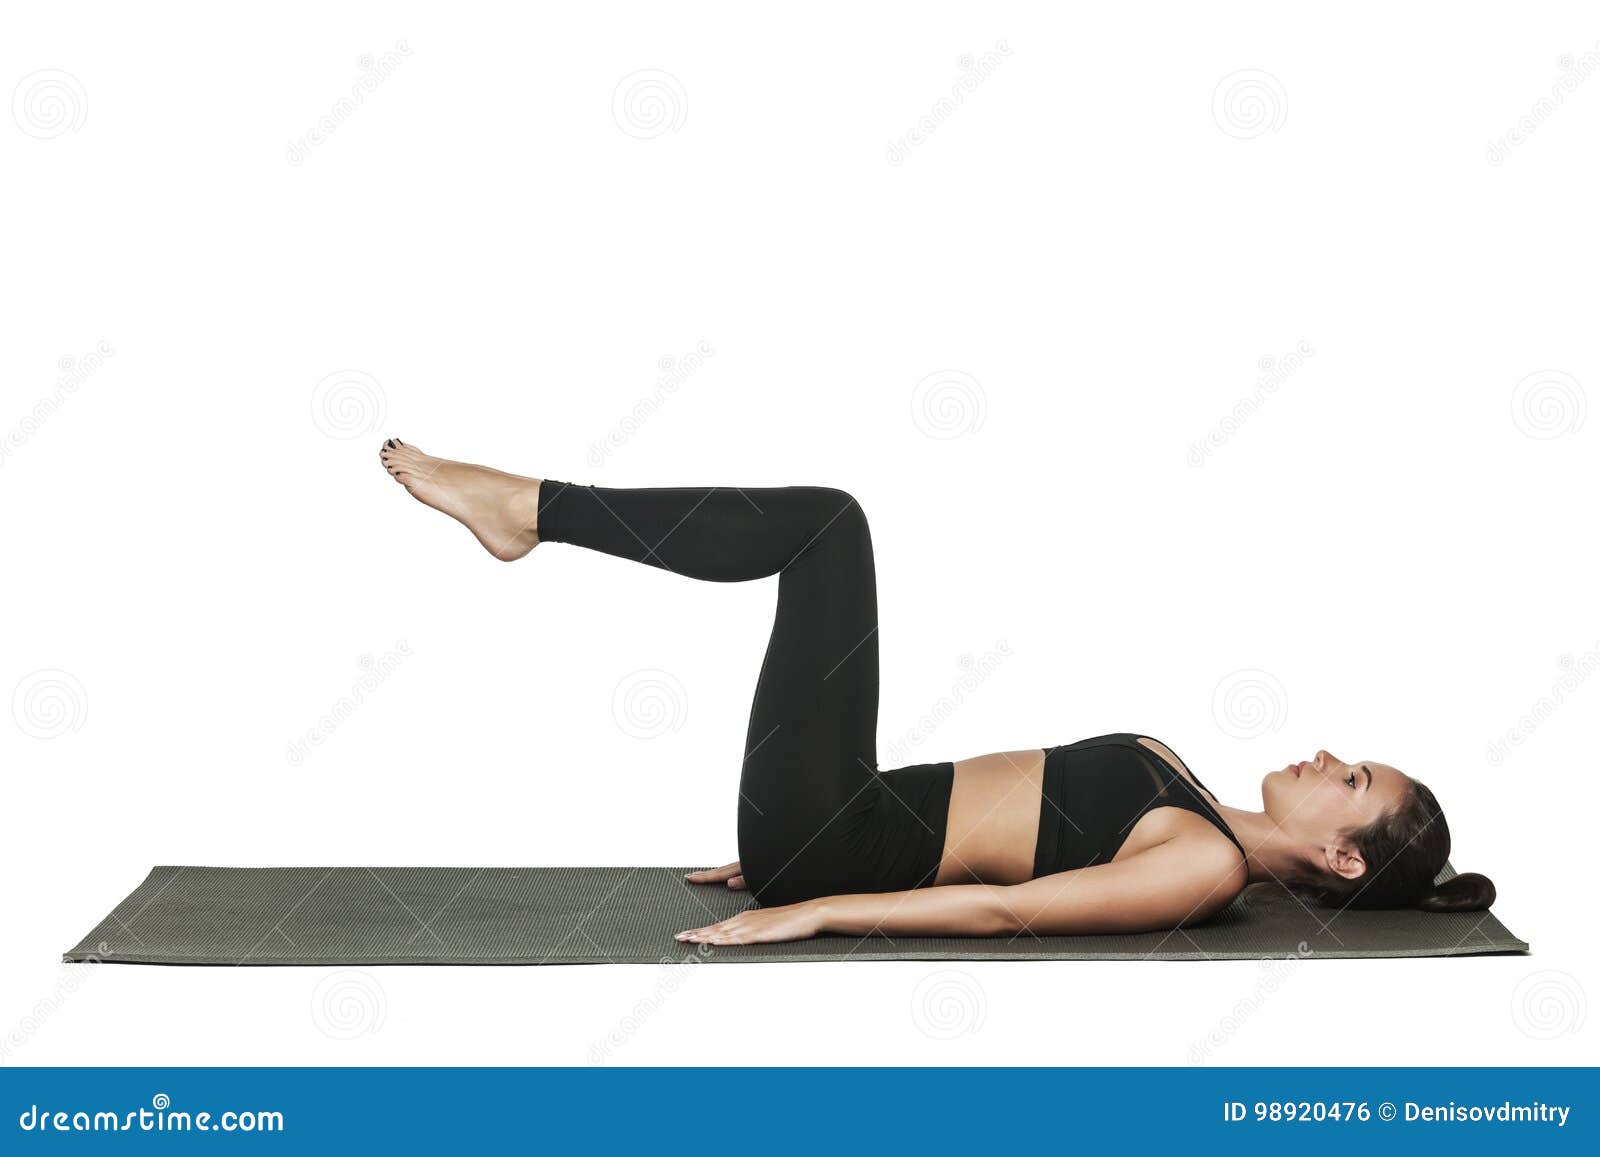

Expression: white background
xmin=2 ymin=1 xmax=1594 ymax=1066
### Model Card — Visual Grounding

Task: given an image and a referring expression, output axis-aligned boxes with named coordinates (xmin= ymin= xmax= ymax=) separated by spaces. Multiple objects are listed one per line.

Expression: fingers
xmin=676 ymin=919 xmax=738 ymax=945
xmin=728 ymin=875 xmax=746 ymax=890
xmin=675 ymin=912 xmax=769 ymax=945
xmin=678 ymin=914 xmax=732 ymax=939
xmin=684 ymin=861 xmax=742 ymax=885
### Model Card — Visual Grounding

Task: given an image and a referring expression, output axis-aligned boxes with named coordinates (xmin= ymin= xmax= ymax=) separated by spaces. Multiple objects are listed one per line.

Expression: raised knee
xmin=810 ymin=488 xmax=867 ymax=533
xmin=795 ymin=486 xmax=857 ymax=512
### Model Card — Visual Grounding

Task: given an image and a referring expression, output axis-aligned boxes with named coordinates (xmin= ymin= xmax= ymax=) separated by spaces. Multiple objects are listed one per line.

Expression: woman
xmin=379 ymin=439 xmax=1496 ymax=946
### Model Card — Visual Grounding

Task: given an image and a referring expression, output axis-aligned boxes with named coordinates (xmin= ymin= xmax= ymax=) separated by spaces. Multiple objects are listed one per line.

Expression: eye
xmin=1345 ymin=771 xmax=1357 ymax=788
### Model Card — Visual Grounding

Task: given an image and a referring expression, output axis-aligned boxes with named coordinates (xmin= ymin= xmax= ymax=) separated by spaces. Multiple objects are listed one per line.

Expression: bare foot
xmin=379 ymin=439 xmax=542 ymax=561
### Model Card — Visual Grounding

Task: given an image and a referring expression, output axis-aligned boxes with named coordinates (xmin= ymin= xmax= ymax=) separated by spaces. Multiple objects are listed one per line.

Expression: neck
xmin=1211 ymin=800 xmax=1308 ymax=886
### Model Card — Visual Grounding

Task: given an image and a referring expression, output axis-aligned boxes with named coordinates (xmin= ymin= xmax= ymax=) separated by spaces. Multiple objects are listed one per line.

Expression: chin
xmin=1260 ymin=768 xmax=1289 ymax=816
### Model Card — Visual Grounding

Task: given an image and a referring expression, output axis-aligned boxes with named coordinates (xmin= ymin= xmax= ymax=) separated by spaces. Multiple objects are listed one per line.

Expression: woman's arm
xmin=825 ymin=837 xmax=1245 ymax=936
xmin=676 ymin=836 xmax=1247 ymax=945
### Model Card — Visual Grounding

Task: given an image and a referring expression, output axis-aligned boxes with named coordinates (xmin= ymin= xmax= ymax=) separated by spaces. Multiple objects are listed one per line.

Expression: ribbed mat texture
xmin=64 ymin=863 xmax=1527 ymax=965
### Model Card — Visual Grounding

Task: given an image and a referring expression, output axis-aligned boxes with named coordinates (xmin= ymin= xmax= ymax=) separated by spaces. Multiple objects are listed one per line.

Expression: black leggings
xmin=535 ymin=481 xmax=953 ymax=906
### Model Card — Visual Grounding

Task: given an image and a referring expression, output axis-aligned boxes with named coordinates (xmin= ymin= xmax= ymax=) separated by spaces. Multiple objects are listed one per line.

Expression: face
xmin=1261 ymin=749 xmax=1411 ymax=882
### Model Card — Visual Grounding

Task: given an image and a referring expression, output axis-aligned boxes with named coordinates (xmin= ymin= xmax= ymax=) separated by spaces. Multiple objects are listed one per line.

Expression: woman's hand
xmin=684 ymin=861 xmax=746 ymax=890
xmin=676 ymin=900 xmax=824 ymax=946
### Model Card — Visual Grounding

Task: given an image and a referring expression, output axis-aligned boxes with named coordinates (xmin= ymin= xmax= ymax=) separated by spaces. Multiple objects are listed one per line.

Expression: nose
xmin=1313 ymin=750 xmax=1331 ymax=772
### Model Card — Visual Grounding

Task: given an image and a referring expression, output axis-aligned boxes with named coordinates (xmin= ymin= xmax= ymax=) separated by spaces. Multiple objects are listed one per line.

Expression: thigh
xmin=736 ymin=494 xmax=881 ymax=899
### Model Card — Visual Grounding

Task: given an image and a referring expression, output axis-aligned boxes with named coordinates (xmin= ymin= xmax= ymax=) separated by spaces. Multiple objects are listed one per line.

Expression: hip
xmin=739 ymin=760 xmax=955 ymax=905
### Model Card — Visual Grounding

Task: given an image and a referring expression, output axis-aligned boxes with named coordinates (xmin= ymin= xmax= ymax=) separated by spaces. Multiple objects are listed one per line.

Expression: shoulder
xmin=1134 ymin=810 xmax=1249 ymax=916
xmin=1131 ymin=735 xmax=1206 ymax=791
xmin=1181 ymin=827 xmax=1249 ymax=920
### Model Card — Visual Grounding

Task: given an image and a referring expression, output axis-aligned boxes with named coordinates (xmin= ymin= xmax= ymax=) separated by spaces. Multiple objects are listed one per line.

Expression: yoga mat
xmin=63 ymin=862 xmax=1527 ymax=965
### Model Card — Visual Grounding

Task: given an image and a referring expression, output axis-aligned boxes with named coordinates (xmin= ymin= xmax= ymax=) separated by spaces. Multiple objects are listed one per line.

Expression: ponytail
xmin=1417 ymin=870 xmax=1496 ymax=912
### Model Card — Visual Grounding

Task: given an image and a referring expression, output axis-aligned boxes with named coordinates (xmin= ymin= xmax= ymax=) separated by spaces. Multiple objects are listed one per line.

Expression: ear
xmin=1323 ymin=842 xmax=1366 ymax=882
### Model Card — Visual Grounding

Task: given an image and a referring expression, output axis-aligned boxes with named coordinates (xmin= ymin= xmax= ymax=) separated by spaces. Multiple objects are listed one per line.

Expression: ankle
xmin=510 ymin=478 xmax=543 ymax=543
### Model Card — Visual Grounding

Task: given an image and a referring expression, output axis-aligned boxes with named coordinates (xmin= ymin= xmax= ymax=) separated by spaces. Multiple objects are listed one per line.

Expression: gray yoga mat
xmin=63 ymin=863 xmax=1527 ymax=965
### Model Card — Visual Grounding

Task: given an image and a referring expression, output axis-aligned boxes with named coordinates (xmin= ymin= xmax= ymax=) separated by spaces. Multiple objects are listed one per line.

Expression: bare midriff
xmin=933 ymin=748 xmax=1047 ymax=886
xmin=932 ymin=737 xmax=1234 ymax=887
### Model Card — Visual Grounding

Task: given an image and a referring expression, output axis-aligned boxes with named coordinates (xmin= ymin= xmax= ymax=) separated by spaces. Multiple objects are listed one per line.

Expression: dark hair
xmin=1301 ymin=777 xmax=1496 ymax=912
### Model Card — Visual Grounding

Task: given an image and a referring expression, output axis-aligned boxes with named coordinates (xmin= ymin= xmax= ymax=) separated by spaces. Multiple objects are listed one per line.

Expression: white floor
xmin=4 ymin=949 xmax=1575 ymax=1067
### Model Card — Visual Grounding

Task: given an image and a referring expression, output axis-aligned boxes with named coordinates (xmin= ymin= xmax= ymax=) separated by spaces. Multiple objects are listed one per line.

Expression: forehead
xmin=1363 ymin=761 xmax=1409 ymax=796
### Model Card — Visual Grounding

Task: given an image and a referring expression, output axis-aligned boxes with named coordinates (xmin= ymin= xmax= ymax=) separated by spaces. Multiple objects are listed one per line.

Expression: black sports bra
xmin=1032 ymin=733 xmax=1247 ymax=879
